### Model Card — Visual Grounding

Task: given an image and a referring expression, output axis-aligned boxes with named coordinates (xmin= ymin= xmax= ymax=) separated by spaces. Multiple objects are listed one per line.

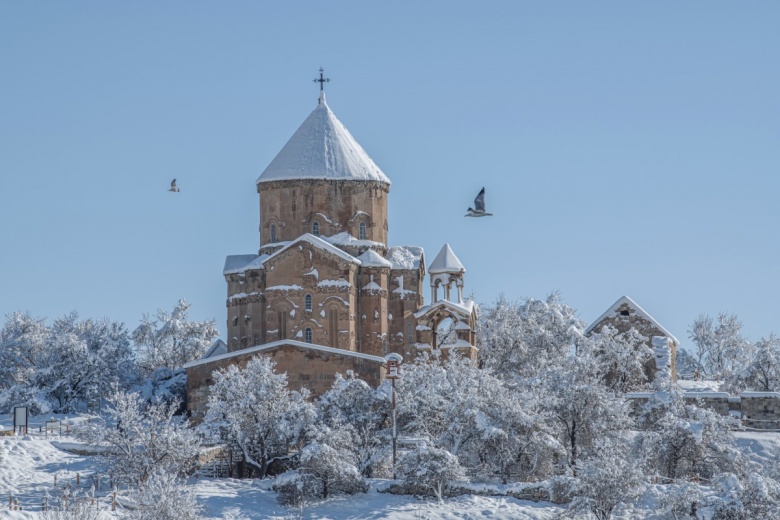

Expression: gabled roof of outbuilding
xmin=584 ymin=295 xmax=679 ymax=346
xmin=256 ymin=92 xmax=390 ymax=185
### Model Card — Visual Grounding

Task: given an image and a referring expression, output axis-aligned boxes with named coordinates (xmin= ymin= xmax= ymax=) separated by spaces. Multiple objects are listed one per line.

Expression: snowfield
xmin=0 ymin=417 xmax=562 ymax=519
xmin=3 ymin=420 xmax=779 ymax=519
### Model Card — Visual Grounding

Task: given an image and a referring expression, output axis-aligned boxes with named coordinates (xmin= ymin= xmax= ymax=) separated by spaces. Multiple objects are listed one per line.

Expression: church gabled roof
xmin=429 ymin=244 xmax=465 ymax=274
xmin=256 ymin=92 xmax=391 ymax=185
xmin=262 ymin=233 xmax=360 ymax=267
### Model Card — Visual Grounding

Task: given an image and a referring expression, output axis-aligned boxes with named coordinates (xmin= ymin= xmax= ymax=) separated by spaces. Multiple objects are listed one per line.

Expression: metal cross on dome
xmin=313 ymin=67 xmax=330 ymax=92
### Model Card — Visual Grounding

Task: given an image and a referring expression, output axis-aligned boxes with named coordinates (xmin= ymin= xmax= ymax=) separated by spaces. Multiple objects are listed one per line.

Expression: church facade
xmin=184 ymin=89 xmax=478 ymax=417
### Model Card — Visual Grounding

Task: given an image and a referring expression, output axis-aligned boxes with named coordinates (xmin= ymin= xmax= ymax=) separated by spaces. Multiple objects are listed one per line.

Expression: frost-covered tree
xmin=77 ymin=388 xmax=200 ymax=485
xmin=565 ymin=438 xmax=644 ymax=520
xmin=478 ymin=293 xmax=585 ymax=379
xmin=732 ymin=334 xmax=780 ymax=392
xmin=540 ymin=351 xmax=631 ymax=475
xmin=398 ymin=446 xmax=466 ymax=502
xmin=394 ymin=354 xmax=560 ymax=482
xmin=0 ymin=311 xmax=134 ymax=414
xmin=202 ymin=356 xmax=315 ymax=478
xmin=122 ymin=469 xmax=204 ymax=520
xmin=688 ymin=313 xmax=749 ymax=380
xmin=45 ymin=313 xmax=135 ymax=411
xmin=675 ymin=348 xmax=702 ymax=380
xmin=316 ymin=372 xmax=390 ymax=477
xmin=132 ymin=300 xmax=218 ymax=376
xmin=589 ymin=325 xmax=653 ymax=393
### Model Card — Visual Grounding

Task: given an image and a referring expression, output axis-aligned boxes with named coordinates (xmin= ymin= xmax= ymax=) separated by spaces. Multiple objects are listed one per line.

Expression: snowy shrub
xmin=44 ymin=488 xmax=108 ymax=520
xmin=77 ymin=388 xmax=200 ymax=485
xmin=658 ymin=482 xmax=703 ymax=520
xmin=122 ymin=469 xmax=204 ymax=520
xmin=135 ymin=367 xmax=187 ymax=409
xmin=708 ymin=471 xmax=780 ymax=520
xmin=133 ymin=299 xmax=218 ymax=377
xmin=202 ymin=355 xmax=315 ymax=478
xmin=398 ymin=446 xmax=466 ymax=502
xmin=274 ymin=441 xmax=367 ymax=506
xmin=635 ymin=390 xmax=744 ymax=481
xmin=274 ymin=470 xmax=319 ymax=508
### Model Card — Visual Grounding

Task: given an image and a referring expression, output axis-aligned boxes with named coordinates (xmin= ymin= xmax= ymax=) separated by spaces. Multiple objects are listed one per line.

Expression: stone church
xmin=184 ymin=88 xmax=478 ymax=417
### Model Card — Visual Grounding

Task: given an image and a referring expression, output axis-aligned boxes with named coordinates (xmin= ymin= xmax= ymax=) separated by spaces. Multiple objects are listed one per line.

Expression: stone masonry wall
xmin=626 ymin=391 xmax=780 ymax=430
xmin=186 ymin=343 xmax=385 ymax=421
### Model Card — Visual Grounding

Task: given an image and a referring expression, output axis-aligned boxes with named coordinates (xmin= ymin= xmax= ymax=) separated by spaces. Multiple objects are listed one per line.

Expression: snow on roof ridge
xmin=357 ymin=249 xmax=392 ymax=268
xmin=385 ymin=245 xmax=424 ymax=270
xmin=584 ymin=295 xmax=679 ymax=345
xmin=182 ymin=339 xmax=386 ymax=369
xmin=429 ymin=243 xmax=465 ymax=274
xmin=262 ymin=233 xmax=360 ymax=267
xmin=256 ymin=97 xmax=390 ymax=185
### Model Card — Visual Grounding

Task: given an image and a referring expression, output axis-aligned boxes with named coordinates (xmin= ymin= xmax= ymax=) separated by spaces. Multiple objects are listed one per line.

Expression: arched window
xmin=305 ymin=293 xmax=312 ymax=311
xmin=305 ymin=327 xmax=313 ymax=343
xmin=328 ymin=308 xmax=339 ymax=347
xmin=359 ymin=222 xmax=367 ymax=240
xmin=312 ymin=221 xmax=320 ymax=236
xmin=270 ymin=224 xmax=277 ymax=243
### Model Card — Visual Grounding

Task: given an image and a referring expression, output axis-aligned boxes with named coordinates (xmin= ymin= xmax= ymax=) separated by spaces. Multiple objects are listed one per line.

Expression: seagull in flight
xmin=168 ymin=179 xmax=180 ymax=192
xmin=465 ymin=187 xmax=493 ymax=217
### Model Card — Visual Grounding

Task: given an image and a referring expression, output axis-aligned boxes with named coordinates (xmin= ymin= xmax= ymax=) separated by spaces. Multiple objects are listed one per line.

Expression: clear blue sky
xmin=2 ymin=2 xmax=779 ymax=350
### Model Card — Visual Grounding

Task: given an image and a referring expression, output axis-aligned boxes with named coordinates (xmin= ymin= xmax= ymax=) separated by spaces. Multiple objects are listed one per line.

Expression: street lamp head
xmin=384 ymin=353 xmax=403 ymax=379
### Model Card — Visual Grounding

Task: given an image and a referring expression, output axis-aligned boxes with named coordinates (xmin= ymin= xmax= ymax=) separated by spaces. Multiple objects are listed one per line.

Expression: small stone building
xmin=585 ymin=295 xmax=679 ymax=383
xmin=184 ymin=89 xmax=478 ymax=418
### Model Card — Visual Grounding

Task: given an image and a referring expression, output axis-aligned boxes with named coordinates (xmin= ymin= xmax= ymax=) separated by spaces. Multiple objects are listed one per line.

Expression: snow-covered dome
xmin=256 ymin=92 xmax=391 ymax=185
xmin=429 ymin=244 xmax=465 ymax=274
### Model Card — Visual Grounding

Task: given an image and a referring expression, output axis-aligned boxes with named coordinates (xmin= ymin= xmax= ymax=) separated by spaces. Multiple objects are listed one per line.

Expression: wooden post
xmin=43 ymin=495 xmax=49 ymax=512
xmin=112 ymin=489 xmax=117 ymax=511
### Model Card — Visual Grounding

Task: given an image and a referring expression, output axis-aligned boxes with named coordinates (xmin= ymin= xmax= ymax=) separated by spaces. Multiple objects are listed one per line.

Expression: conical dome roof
xmin=429 ymin=244 xmax=465 ymax=274
xmin=256 ymin=93 xmax=390 ymax=185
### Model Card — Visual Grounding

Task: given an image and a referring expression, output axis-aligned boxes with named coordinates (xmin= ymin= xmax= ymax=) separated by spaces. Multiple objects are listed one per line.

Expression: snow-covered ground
xmin=0 ymin=415 xmax=562 ymax=519
xmin=2 ymin=414 xmax=778 ymax=519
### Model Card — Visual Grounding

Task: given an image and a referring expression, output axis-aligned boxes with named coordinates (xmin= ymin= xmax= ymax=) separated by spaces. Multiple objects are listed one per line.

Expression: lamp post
xmin=385 ymin=353 xmax=403 ymax=480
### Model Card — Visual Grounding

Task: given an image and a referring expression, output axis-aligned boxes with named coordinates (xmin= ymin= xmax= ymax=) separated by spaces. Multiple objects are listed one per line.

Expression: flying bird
xmin=168 ymin=179 xmax=180 ymax=192
xmin=465 ymin=187 xmax=493 ymax=217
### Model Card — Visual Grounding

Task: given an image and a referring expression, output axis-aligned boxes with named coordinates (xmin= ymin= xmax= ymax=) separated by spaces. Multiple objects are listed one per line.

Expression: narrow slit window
xmin=305 ymin=327 xmax=313 ymax=343
xmin=312 ymin=221 xmax=320 ymax=236
xmin=270 ymin=224 xmax=277 ymax=243
xmin=305 ymin=293 xmax=312 ymax=311
xmin=359 ymin=222 xmax=367 ymax=240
